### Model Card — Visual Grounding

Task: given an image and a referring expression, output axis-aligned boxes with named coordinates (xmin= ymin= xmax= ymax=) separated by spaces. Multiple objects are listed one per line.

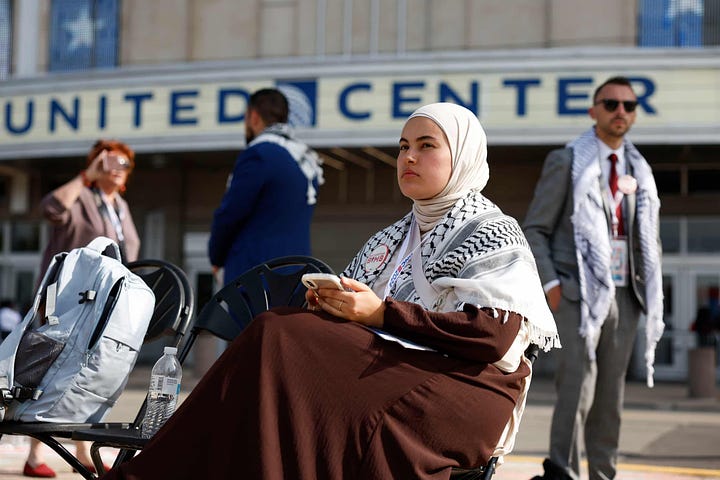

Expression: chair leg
xmin=481 ymin=457 xmax=498 ymax=479
xmin=449 ymin=457 xmax=497 ymax=480
xmin=90 ymin=442 xmax=106 ymax=476
xmin=30 ymin=434 xmax=97 ymax=480
xmin=111 ymin=446 xmax=138 ymax=468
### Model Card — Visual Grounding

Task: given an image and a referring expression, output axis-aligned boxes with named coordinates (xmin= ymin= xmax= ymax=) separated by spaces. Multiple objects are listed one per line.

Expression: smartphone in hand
xmin=103 ymin=153 xmax=129 ymax=171
xmin=301 ymin=273 xmax=346 ymax=292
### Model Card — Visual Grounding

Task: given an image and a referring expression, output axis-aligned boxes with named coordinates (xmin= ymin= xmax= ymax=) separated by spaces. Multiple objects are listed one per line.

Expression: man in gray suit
xmin=524 ymin=76 xmax=664 ymax=480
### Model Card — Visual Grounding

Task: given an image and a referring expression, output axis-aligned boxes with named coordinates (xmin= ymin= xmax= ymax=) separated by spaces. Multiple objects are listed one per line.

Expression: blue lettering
xmin=502 ymin=78 xmax=541 ymax=116
xmin=98 ymin=95 xmax=107 ymax=129
xmin=558 ymin=77 xmax=593 ymax=115
xmin=218 ymin=89 xmax=250 ymax=124
xmin=627 ymin=76 xmax=657 ymax=114
xmin=339 ymin=83 xmax=372 ymax=120
xmin=123 ymin=92 xmax=154 ymax=128
xmin=393 ymin=82 xmax=425 ymax=118
xmin=439 ymin=82 xmax=479 ymax=113
xmin=170 ymin=90 xmax=199 ymax=126
xmin=49 ymin=98 xmax=79 ymax=132
xmin=4 ymin=100 xmax=33 ymax=135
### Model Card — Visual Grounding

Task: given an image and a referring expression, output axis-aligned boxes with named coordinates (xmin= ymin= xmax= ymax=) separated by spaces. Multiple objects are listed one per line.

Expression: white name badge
xmin=611 ymin=237 xmax=628 ymax=287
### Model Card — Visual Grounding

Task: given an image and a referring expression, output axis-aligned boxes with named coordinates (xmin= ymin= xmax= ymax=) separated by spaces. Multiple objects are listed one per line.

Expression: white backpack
xmin=0 ymin=237 xmax=155 ymax=422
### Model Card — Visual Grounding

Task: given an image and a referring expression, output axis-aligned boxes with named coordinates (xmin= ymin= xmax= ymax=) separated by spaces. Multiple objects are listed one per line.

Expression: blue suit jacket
xmin=208 ymin=141 xmax=317 ymax=285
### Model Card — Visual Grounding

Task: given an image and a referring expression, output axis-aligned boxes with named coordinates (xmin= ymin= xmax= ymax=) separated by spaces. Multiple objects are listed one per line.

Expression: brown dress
xmin=101 ymin=300 xmax=529 ymax=480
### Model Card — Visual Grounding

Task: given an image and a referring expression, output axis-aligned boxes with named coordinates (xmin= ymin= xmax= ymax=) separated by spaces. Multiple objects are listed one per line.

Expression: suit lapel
xmin=599 ymin=164 xmax=613 ymax=231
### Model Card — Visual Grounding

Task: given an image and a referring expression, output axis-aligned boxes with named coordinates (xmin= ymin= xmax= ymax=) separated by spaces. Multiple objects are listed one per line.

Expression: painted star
xmin=63 ymin=7 xmax=105 ymax=51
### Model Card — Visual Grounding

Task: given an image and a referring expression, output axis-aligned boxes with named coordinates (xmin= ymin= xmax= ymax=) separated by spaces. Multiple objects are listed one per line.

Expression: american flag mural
xmin=639 ymin=0 xmax=704 ymax=46
xmin=0 ymin=0 xmax=10 ymax=80
xmin=49 ymin=0 xmax=118 ymax=72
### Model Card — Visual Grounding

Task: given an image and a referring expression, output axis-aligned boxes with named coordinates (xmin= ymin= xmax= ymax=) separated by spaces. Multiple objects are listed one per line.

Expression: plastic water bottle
xmin=141 ymin=346 xmax=182 ymax=438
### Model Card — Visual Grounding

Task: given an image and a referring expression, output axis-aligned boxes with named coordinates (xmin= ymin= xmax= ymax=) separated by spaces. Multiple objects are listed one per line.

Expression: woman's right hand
xmin=306 ymin=277 xmax=385 ymax=327
xmin=546 ymin=285 xmax=562 ymax=312
xmin=84 ymin=150 xmax=106 ymax=184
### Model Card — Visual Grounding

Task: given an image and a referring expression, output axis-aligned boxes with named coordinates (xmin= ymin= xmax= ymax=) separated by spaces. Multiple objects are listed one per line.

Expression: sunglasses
xmin=594 ymin=98 xmax=638 ymax=113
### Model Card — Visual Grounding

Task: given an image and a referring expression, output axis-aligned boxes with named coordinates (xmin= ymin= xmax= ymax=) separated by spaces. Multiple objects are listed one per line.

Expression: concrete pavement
xmin=1 ymin=368 xmax=719 ymax=479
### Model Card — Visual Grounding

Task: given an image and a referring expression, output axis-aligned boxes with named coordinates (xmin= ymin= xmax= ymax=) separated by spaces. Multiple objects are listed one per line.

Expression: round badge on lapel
xmin=365 ymin=245 xmax=389 ymax=272
xmin=618 ymin=175 xmax=637 ymax=195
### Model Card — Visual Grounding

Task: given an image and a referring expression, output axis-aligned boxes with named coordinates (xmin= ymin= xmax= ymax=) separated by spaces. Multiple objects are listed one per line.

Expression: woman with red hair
xmin=24 ymin=139 xmax=141 ymax=478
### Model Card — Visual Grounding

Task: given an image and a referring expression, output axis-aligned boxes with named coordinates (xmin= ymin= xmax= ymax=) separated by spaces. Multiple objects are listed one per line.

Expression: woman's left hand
xmin=316 ymin=277 xmax=385 ymax=328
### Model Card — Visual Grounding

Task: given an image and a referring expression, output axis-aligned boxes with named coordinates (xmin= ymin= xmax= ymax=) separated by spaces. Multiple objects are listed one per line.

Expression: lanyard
xmin=383 ymin=218 xmax=425 ymax=299
xmin=607 ymin=189 xmax=624 ymax=237
xmin=93 ymin=188 xmax=127 ymax=262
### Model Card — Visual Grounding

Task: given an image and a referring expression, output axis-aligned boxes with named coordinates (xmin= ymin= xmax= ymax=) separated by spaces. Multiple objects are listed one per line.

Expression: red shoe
xmin=23 ymin=462 xmax=57 ymax=478
xmin=73 ymin=463 xmax=111 ymax=474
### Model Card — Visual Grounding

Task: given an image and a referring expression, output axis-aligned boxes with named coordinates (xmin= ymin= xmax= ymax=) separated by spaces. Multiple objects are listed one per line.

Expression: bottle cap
xmin=164 ymin=346 xmax=177 ymax=355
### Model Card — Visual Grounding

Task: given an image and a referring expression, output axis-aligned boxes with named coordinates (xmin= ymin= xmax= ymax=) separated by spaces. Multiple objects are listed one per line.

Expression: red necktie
xmin=608 ymin=153 xmax=624 ymax=236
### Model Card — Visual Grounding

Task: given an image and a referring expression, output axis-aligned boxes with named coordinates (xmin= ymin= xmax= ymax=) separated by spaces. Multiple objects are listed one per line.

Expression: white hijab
xmin=407 ymin=103 xmax=489 ymax=232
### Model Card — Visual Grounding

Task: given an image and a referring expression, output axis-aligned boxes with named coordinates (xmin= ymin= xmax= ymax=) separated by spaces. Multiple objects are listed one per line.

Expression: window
xmin=687 ymin=218 xmax=720 ymax=253
xmin=14 ymin=270 xmax=35 ymax=312
xmin=0 ymin=0 xmax=10 ymax=80
xmin=638 ymin=0 xmax=715 ymax=47
xmin=704 ymin=0 xmax=720 ymax=44
xmin=660 ymin=218 xmax=681 ymax=253
xmin=662 ymin=217 xmax=720 ymax=254
xmin=9 ymin=221 xmax=40 ymax=252
xmin=0 ymin=220 xmax=43 ymax=308
xmin=654 ymin=169 xmax=682 ymax=195
xmin=688 ymin=169 xmax=720 ymax=194
xmin=0 ymin=175 xmax=9 ymax=208
xmin=49 ymin=0 xmax=119 ymax=72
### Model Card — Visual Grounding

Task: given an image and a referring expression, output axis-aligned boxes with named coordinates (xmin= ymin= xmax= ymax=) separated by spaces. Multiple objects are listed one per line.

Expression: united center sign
xmin=1 ymin=52 xmax=718 ymax=158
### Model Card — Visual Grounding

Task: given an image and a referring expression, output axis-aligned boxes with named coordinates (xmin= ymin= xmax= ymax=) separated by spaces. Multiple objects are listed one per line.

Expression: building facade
xmin=1 ymin=0 xmax=719 ymax=379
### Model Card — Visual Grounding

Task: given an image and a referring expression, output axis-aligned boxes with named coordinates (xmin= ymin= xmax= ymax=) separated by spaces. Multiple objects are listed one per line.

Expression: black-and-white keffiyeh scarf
xmin=248 ymin=123 xmax=324 ymax=205
xmin=569 ymin=128 xmax=663 ymax=387
xmin=343 ymin=190 xmax=560 ymax=352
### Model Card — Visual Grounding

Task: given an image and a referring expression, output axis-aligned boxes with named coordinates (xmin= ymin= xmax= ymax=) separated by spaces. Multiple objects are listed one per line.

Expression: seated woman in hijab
xmin=101 ymin=103 xmax=559 ymax=480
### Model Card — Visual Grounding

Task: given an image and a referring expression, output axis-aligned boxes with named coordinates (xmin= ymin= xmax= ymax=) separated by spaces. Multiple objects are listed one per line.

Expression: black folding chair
xmin=449 ymin=343 xmax=540 ymax=480
xmin=130 ymin=259 xmax=195 ymax=345
xmin=74 ymin=255 xmax=333 ymax=475
xmin=0 ymin=259 xmax=194 ymax=480
xmin=81 ymin=260 xmax=196 ymax=473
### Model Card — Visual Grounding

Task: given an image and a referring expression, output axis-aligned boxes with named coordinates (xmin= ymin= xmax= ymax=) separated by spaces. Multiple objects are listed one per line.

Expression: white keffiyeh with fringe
xmin=569 ymin=128 xmax=664 ymax=387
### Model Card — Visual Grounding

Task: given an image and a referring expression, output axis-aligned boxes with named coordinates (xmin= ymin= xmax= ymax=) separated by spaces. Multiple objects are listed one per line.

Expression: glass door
xmin=642 ymin=257 xmax=720 ymax=381
xmin=0 ymin=220 xmax=44 ymax=316
xmin=646 ymin=266 xmax=693 ymax=380
xmin=642 ymin=217 xmax=720 ymax=381
xmin=691 ymin=271 xmax=720 ymax=369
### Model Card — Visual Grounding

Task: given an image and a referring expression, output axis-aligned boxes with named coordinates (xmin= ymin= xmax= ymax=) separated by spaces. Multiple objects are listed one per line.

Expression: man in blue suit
xmin=209 ymin=88 xmax=324 ymax=285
